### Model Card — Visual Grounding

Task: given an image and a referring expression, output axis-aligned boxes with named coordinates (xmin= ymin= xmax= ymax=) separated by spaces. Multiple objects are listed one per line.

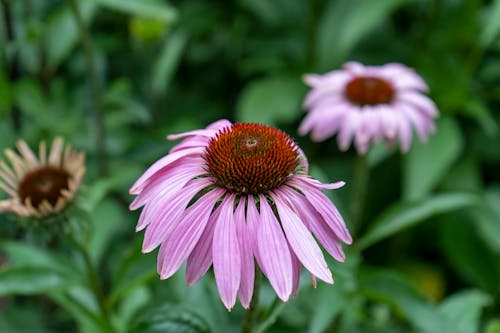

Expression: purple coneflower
xmin=0 ymin=138 xmax=85 ymax=218
xmin=299 ymin=61 xmax=439 ymax=154
xmin=130 ymin=120 xmax=352 ymax=310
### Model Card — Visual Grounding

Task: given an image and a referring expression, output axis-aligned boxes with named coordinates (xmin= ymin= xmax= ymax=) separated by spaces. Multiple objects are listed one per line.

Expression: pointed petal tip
xmin=142 ymin=243 xmax=156 ymax=254
xmin=240 ymin=301 xmax=250 ymax=310
xmin=222 ymin=300 xmax=235 ymax=312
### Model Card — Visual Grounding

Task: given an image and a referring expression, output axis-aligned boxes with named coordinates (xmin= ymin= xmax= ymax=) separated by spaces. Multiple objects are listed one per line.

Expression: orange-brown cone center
xmin=345 ymin=76 xmax=394 ymax=106
xmin=19 ymin=166 xmax=70 ymax=207
xmin=205 ymin=123 xmax=299 ymax=195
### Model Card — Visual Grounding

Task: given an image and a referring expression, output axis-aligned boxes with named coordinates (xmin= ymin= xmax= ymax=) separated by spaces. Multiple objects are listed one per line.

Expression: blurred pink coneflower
xmin=299 ymin=61 xmax=439 ymax=154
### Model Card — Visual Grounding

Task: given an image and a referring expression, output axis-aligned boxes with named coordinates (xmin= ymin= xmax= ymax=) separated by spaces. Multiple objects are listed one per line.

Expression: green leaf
xmin=85 ymin=164 xmax=142 ymax=209
xmin=486 ymin=319 xmax=500 ymax=333
xmin=357 ymin=192 xmax=479 ymax=250
xmin=0 ymin=267 xmax=73 ymax=295
xmin=152 ymin=31 xmax=188 ymax=96
xmin=129 ymin=304 xmax=211 ymax=333
xmin=45 ymin=1 xmax=98 ymax=69
xmin=359 ymin=268 xmax=460 ymax=333
xmin=0 ymin=242 xmax=82 ymax=281
xmin=92 ymin=0 xmax=177 ymax=22
xmin=14 ymin=79 xmax=49 ymax=117
xmin=49 ymin=291 xmax=108 ymax=333
xmin=440 ymin=215 xmax=500 ymax=294
xmin=115 ymin=286 xmax=152 ymax=332
xmin=439 ymin=290 xmax=491 ymax=333
xmin=480 ymin=0 xmax=500 ymax=47
xmin=236 ymin=75 xmax=306 ymax=125
xmin=307 ymin=259 xmax=355 ymax=333
xmin=88 ymin=199 xmax=127 ymax=264
xmin=109 ymin=246 xmax=157 ymax=307
xmin=462 ymin=99 xmax=498 ymax=136
xmin=403 ymin=117 xmax=464 ymax=200
xmin=473 ymin=188 xmax=500 ymax=253
xmin=316 ymin=0 xmax=412 ymax=70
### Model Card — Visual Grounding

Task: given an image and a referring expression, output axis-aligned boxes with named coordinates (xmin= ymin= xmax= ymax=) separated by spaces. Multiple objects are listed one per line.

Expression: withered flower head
xmin=0 ymin=137 xmax=85 ymax=218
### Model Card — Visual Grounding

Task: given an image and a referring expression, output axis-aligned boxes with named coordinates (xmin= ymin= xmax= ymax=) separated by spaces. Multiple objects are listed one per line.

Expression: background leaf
xmin=236 ymin=76 xmax=306 ymax=125
xmin=438 ymin=290 xmax=491 ymax=333
xmin=357 ymin=192 xmax=479 ymax=250
xmin=403 ymin=117 xmax=464 ymax=200
xmin=0 ymin=267 xmax=73 ymax=295
xmin=359 ymin=268 xmax=460 ymax=333
xmin=129 ymin=304 xmax=211 ymax=333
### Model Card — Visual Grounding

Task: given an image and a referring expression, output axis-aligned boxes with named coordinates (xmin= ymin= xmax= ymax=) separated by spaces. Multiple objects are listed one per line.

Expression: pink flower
xmin=129 ymin=120 xmax=351 ymax=310
xmin=299 ymin=62 xmax=439 ymax=154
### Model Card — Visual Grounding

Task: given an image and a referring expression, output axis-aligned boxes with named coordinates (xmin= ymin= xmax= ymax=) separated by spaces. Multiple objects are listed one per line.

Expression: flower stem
xmin=349 ymin=155 xmax=370 ymax=237
xmin=305 ymin=0 xmax=321 ymax=68
xmin=68 ymin=0 xmax=109 ymax=176
xmin=1 ymin=0 xmax=22 ymax=132
xmin=254 ymin=300 xmax=286 ymax=333
xmin=70 ymin=237 xmax=114 ymax=333
xmin=240 ymin=270 xmax=261 ymax=333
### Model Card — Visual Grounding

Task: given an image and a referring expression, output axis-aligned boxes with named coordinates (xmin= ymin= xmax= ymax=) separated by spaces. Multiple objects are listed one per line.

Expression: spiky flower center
xmin=205 ymin=123 xmax=299 ymax=195
xmin=19 ymin=166 xmax=70 ymax=207
xmin=345 ymin=76 xmax=394 ymax=106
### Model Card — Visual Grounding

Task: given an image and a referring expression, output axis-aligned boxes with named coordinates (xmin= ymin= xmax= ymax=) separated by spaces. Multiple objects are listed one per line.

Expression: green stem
xmin=349 ymin=155 xmax=370 ymax=237
xmin=71 ymin=238 xmax=114 ymax=333
xmin=68 ymin=0 xmax=109 ymax=176
xmin=240 ymin=270 xmax=261 ymax=333
xmin=305 ymin=0 xmax=320 ymax=68
xmin=254 ymin=299 xmax=286 ymax=333
xmin=1 ymin=0 xmax=22 ymax=132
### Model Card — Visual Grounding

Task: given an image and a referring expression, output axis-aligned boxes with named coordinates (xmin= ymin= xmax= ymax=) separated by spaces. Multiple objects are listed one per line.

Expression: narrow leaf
xmin=357 ymin=193 xmax=479 ymax=250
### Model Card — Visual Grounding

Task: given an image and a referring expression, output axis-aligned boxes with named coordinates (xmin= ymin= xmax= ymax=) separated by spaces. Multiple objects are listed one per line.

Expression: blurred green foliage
xmin=1 ymin=0 xmax=500 ymax=332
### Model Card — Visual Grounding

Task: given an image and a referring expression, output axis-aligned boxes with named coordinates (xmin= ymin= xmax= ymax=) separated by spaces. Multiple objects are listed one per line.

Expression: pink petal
xmin=399 ymin=102 xmax=434 ymax=141
xmin=169 ymin=137 xmax=211 ymax=153
xmin=397 ymin=113 xmax=413 ymax=152
xmin=206 ymin=119 xmax=233 ymax=130
xmin=213 ymin=194 xmax=241 ymax=310
xmin=271 ymin=192 xmax=333 ymax=284
xmin=167 ymin=129 xmax=218 ymax=141
xmin=246 ymin=195 xmax=265 ymax=275
xmin=185 ymin=204 xmax=223 ymax=285
xmin=396 ymin=91 xmax=439 ymax=117
xmin=338 ymin=110 xmax=361 ymax=151
xmin=279 ymin=187 xmax=346 ymax=262
xmin=294 ymin=175 xmax=345 ymax=190
xmin=379 ymin=106 xmax=399 ymax=139
xmin=157 ymin=188 xmax=224 ymax=279
xmin=130 ymin=159 xmax=204 ymax=210
xmin=343 ymin=61 xmax=365 ymax=74
xmin=257 ymin=194 xmax=293 ymax=301
xmin=235 ymin=199 xmax=255 ymax=309
xmin=379 ymin=63 xmax=429 ymax=92
xmin=309 ymin=105 xmax=350 ymax=142
xmin=289 ymin=178 xmax=352 ymax=244
xmin=290 ymin=250 xmax=302 ymax=297
xmin=139 ymin=178 xmax=212 ymax=248
xmin=130 ymin=147 xmax=204 ymax=194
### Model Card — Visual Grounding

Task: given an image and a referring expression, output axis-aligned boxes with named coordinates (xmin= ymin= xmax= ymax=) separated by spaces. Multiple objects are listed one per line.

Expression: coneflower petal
xmin=272 ymin=193 xmax=333 ymax=284
xmin=158 ymin=188 xmax=224 ymax=279
xmin=257 ymin=194 xmax=293 ymax=301
xmin=235 ymin=199 xmax=254 ymax=309
xmin=213 ymin=194 xmax=241 ymax=310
